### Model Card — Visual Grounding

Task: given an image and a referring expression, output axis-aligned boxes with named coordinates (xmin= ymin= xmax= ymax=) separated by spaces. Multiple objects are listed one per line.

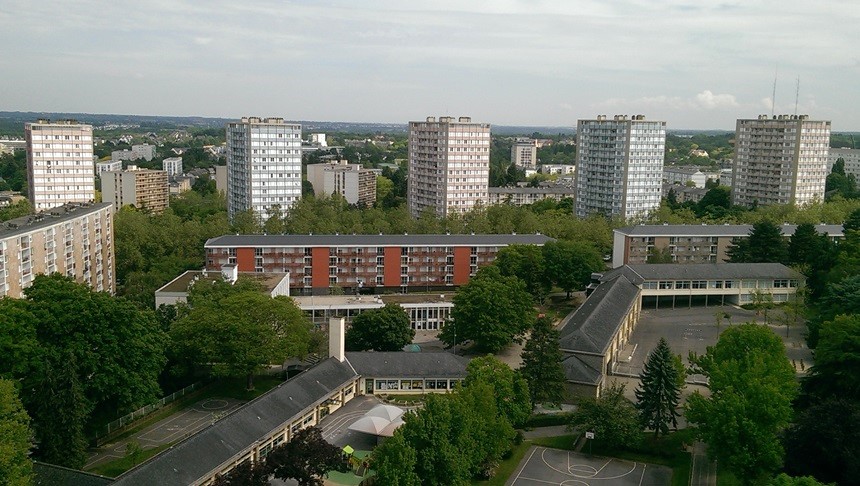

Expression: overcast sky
xmin=1 ymin=1 xmax=858 ymax=130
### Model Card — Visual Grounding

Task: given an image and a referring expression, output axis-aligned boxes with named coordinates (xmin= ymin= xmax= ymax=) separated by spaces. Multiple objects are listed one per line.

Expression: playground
xmin=507 ymin=446 xmax=671 ymax=486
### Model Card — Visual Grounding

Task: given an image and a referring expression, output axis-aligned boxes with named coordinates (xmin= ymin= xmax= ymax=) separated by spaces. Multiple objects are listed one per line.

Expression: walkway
xmin=689 ymin=441 xmax=716 ymax=486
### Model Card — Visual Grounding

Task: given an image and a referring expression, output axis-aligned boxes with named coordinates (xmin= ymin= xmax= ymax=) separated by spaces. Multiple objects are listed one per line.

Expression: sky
xmin=1 ymin=0 xmax=858 ymax=130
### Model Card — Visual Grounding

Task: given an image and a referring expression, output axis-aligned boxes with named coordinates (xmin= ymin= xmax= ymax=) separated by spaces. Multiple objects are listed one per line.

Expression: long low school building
xmin=111 ymin=318 xmax=468 ymax=486
xmin=559 ymin=263 xmax=802 ymax=398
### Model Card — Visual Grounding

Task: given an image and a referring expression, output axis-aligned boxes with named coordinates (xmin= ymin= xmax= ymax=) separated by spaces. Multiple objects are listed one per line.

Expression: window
xmin=658 ymin=281 xmax=672 ymax=289
xmin=773 ymin=279 xmax=789 ymax=288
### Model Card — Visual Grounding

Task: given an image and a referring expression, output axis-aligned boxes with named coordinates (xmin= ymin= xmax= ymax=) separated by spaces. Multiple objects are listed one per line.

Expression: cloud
xmin=193 ymin=37 xmax=213 ymax=46
xmin=694 ymin=90 xmax=738 ymax=109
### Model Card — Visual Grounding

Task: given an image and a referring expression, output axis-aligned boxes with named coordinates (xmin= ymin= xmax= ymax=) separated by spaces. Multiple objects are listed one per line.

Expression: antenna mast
xmin=794 ymin=76 xmax=800 ymax=115
xmin=771 ymin=67 xmax=778 ymax=116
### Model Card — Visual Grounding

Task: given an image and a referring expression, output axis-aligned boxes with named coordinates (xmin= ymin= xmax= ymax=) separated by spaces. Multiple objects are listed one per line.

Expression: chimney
xmin=329 ymin=317 xmax=346 ymax=362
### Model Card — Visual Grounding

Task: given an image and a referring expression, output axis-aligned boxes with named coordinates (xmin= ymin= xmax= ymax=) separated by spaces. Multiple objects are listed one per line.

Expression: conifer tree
xmin=520 ymin=316 xmax=566 ymax=406
xmin=634 ymin=338 xmax=685 ymax=437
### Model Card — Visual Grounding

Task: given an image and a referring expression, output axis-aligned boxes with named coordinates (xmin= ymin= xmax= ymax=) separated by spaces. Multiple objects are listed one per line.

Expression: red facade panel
xmin=453 ymin=247 xmax=471 ymax=285
xmin=236 ymin=248 xmax=255 ymax=272
xmin=384 ymin=247 xmax=401 ymax=286
xmin=311 ymin=247 xmax=330 ymax=288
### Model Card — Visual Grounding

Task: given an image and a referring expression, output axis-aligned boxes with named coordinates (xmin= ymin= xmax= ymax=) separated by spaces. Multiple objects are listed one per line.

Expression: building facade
xmin=25 ymin=119 xmax=95 ymax=211
xmin=828 ymin=148 xmax=860 ymax=180
xmin=162 ymin=157 xmax=183 ymax=180
xmin=408 ymin=116 xmax=490 ymax=218
xmin=732 ymin=115 xmax=831 ymax=207
xmin=95 ymin=161 xmax=123 ymax=175
xmin=663 ymin=166 xmax=720 ymax=188
xmin=488 ymin=185 xmax=575 ymax=206
xmin=101 ymin=167 xmax=169 ymax=214
xmin=306 ymin=160 xmax=378 ymax=206
xmin=575 ymin=115 xmax=665 ymax=220
xmin=204 ymin=233 xmax=552 ymax=294
xmin=0 ymin=202 xmax=115 ymax=298
xmin=612 ymin=223 xmax=844 ymax=268
xmin=511 ymin=138 xmax=538 ymax=169
xmin=226 ymin=117 xmax=302 ymax=221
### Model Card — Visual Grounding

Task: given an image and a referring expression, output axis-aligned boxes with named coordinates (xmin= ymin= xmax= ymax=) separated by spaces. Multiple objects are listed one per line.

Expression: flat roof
xmin=601 ymin=263 xmax=802 ymax=284
xmin=614 ymin=224 xmax=843 ymax=238
xmin=489 ymin=187 xmax=575 ymax=195
xmin=0 ymin=202 xmax=112 ymax=240
xmin=155 ymin=271 xmax=289 ymax=294
xmin=292 ymin=293 xmax=455 ymax=308
xmin=205 ymin=234 xmax=554 ymax=248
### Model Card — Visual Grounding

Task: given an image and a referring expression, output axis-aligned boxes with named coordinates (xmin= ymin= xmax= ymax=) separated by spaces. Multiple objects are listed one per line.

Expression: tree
xmin=696 ymin=186 xmax=732 ymax=217
xmin=542 ymin=240 xmax=604 ymax=298
xmin=440 ymin=266 xmax=534 ymax=353
xmin=171 ymin=290 xmax=312 ymax=389
xmin=568 ymin=382 xmax=640 ymax=450
xmin=371 ymin=432 xmax=421 ymax=486
xmin=494 ymin=244 xmax=551 ymax=302
xmin=345 ymin=303 xmax=415 ymax=352
xmin=398 ymin=395 xmax=472 ymax=486
xmin=844 ymin=207 xmax=860 ymax=232
xmin=728 ymin=221 xmax=788 ymax=263
xmin=769 ymin=474 xmax=833 ymax=486
xmin=0 ymin=379 xmax=33 ymax=486
xmin=646 ymin=246 xmax=674 ymax=264
xmin=686 ymin=323 xmax=797 ymax=483
xmin=802 ymin=314 xmax=860 ymax=403
xmin=520 ymin=316 xmax=565 ymax=406
xmin=783 ymin=397 xmax=860 ymax=485
xmin=266 ymin=427 xmax=343 ymax=486
xmin=634 ymin=338 xmax=685 ymax=438
xmin=212 ymin=460 xmax=270 ymax=486
xmin=464 ymin=356 xmax=531 ymax=427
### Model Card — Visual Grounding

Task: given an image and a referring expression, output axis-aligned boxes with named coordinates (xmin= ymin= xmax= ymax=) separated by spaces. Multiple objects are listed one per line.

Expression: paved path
xmin=84 ymin=397 xmax=245 ymax=471
xmin=689 ymin=441 xmax=717 ymax=486
xmin=522 ymin=425 xmax=571 ymax=439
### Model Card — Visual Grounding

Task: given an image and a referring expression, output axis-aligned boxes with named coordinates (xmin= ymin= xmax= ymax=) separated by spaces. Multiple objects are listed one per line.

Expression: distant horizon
xmin=4 ymin=110 xmax=859 ymax=135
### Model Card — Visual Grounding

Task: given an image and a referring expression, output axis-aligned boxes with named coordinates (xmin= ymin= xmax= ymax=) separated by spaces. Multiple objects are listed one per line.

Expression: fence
xmin=96 ymin=382 xmax=202 ymax=441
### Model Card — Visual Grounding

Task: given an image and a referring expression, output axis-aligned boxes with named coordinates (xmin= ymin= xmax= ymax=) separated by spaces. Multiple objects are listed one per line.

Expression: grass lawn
xmin=89 ymin=443 xmax=173 ymax=477
xmin=471 ymin=440 xmax=534 ymax=486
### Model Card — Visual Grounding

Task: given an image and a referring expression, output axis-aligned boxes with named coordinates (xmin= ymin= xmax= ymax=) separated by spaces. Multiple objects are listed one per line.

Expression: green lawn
xmin=471 ymin=440 xmax=534 ymax=486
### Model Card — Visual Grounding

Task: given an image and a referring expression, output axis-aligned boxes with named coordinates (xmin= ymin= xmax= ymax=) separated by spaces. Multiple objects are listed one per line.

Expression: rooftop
xmin=155 ymin=271 xmax=289 ymax=294
xmin=0 ymin=202 xmax=112 ymax=239
xmin=558 ymin=275 xmax=641 ymax=355
xmin=601 ymin=263 xmax=803 ymax=284
xmin=205 ymin=234 xmax=554 ymax=248
xmin=345 ymin=351 xmax=469 ymax=379
xmin=489 ymin=187 xmax=576 ymax=194
xmin=292 ymin=293 xmax=455 ymax=309
xmin=614 ymin=223 xmax=844 ymax=238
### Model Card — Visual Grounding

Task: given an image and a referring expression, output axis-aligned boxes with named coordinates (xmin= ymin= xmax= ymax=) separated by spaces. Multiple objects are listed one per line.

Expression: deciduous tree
xmin=802 ymin=314 xmax=860 ymax=403
xmin=440 ymin=266 xmax=534 ymax=353
xmin=371 ymin=432 xmax=420 ymax=486
xmin=634 ymin=338 xmax=685 ymax=437
xmin=569 ymin=383 xmax=640 ymax=450
xmin=520 ymin=316 xmax=565 ymax=406
xmin=0 ymin=378 xmax=33 ymax=486
xmin=465 ymin=356 xmax=531 ymax=427
xmin=345 ymin=303 xmax=415 ymax=352
xmin=494 ymin=244 xmax=550 ymax=301
xmin=686 ymin=323 xmax=797 ymax=483
xmin=542 ymin=240 xmax=604 ymax=298
xmin=266 ymin=427 xmax=343 ymax=486
xmin=783 ymin=397 xmax=860 ymax=485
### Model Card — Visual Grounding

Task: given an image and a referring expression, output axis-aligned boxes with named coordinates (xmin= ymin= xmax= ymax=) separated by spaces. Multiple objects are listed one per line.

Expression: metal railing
xmin=95 ymin=382 xmax=201 ymax=441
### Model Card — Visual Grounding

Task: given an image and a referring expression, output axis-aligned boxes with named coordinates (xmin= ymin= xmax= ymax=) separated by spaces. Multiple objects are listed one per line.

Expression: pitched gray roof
xmin=601 ymin=263 xmax=802 ymax=284
xmin=205 ymin=234 xmax=553 ymax=248
xmin=558 ymin=275 xmax=641 ymax=355
xmin=113 ymin=357 xmax=358 ymax=486
xmin=561 ymin=355 xmax=602 ymax=385
xmin=345 ymin=351 xmax=469 ymax=378
xmin=33 ymin=462 xmax=113 ymax=486
xmin=614 ymin=224 xmax=843 ymax=238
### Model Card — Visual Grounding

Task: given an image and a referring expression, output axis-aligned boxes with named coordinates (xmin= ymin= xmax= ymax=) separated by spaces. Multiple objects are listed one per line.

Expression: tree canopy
xmin=464 ymin=356 xmax=531 ymax=428
xmin=686 ymin=323 xmax=797 ymax=483
xmin=783 ymin=397 xmax=860 ymax=485
xmin=345 ymin=303 xmax=415 ymax=352
xmin=170 ymin=281 xmax=313 ymax=389
xmin=440 ymin=265 xmax=534 ymax=353
xmin=728 ymin=220 xmax=788 ymax=263
xmin=542 ymin=240 xmax=605 ymax=298
xmin=494 ymin=244 xmax=550 ymax=302
xmin=0 ymin=378 xmax=33 ymax=486
xmin=266 ymin=427 xmax=344 ymax=486
xmin=802 ymin=314 xmax=860 ymax=403
xmin=568 ymin=382 xmax=640 ymax=450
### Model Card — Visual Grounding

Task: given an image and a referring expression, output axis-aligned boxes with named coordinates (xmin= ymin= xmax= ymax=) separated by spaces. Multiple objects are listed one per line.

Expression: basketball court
xmin=507 ymin=446 xmax=671 ymax=486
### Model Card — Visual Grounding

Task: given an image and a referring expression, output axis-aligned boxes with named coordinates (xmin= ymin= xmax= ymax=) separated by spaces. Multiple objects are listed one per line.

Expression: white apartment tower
xmin=162 ymin=157 xmax=183 ymax=180
xmin=25 ymin=119 xmax=95 ymax=211
xmin=574 ymin=115 xmax=665 ymax=220
xmin=511 ymin=138 xmax=538 ymax=169
xmin=226 ymin=117 xmax=302 ymax=221
xmin=732 ymin=115 xmax=831 ymax=207
xmin=408 ymin=116 xmax=490 ymax=218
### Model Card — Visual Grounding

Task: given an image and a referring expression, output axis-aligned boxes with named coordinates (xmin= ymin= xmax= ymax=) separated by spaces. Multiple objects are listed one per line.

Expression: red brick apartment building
xmin=204 ymin=234 xmax=553 ymax=294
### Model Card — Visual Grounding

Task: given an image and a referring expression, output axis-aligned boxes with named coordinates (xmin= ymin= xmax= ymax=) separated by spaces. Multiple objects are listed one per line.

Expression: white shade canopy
xmin=364 ymin=404 xmax=405 ymax=422
xmin=348 ymin=416 xmax=391 ymax=436
xmin=378 ymin=417 xmax=405 ymax=437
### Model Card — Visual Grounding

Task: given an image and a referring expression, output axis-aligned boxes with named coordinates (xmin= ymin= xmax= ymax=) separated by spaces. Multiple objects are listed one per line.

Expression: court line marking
xmin=513 ymin=446 xmax=541 ymax=484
